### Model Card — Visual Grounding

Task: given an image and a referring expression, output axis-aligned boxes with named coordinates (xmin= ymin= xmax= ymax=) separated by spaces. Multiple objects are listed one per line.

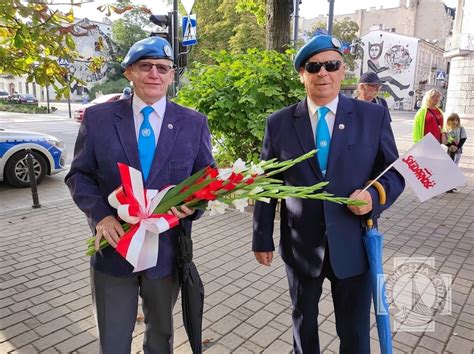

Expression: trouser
xmin=285 ymin=250 xmax=371 ymax=354
xmin=91 ymin=267 xmax=179 ymax=354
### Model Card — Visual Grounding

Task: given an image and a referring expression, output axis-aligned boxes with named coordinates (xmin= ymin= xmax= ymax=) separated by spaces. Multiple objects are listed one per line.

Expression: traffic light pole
xmin=327 ymin=0 xmax=335 ymax=35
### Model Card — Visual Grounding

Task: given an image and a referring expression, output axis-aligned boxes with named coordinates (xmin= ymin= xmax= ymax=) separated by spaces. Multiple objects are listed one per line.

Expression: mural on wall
xmin=70 ymin=19 xmax=114 ymax=94
xmin=362 ymin=30 xmax=418 ymax=109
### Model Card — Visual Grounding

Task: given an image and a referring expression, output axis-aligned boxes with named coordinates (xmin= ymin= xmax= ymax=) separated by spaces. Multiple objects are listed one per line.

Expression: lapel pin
xmin=168 ymin=124 xmax=173 ymax=129
xmin=338 ymin=124 xmax=345 ymax=130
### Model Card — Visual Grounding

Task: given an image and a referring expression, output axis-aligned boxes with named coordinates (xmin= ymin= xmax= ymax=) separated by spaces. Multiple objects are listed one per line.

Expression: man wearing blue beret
xmin=253 ymin=34 xmax=404 ymax=353
xmin=66 ymin=36 xmax=214 ymax=353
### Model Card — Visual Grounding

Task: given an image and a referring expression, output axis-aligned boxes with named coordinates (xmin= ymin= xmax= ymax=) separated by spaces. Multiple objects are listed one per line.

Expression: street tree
xmin=236 ymin=0 xmax=291 ymax=52
xmin=310 ymin=18 xmax=360 ymax=71
xmin=0 ymin=1 xmax=79 ymax=97
xmin=190 ymin=0 xmax=265 ymax=65
xmin=265 ymin=0 xmax=292 ymax=52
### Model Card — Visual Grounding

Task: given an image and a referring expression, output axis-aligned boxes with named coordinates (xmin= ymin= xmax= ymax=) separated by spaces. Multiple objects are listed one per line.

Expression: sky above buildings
xmin=59 ymin=0 xmax=458 ymax=22
xmin=300 ymin=0 xmax=457 ymax=18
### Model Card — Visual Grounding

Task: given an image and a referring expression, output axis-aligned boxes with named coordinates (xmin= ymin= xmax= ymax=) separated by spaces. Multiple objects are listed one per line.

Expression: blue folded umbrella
xmin=363 ymin=221 xmax=392 ymax=354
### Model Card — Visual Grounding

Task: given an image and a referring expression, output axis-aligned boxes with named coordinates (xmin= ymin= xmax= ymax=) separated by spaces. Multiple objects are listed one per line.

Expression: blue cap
xmin=121 ymin=36 xmax=173 ymax=68
xmin=294 ymin=35 xmax=343 ymax=71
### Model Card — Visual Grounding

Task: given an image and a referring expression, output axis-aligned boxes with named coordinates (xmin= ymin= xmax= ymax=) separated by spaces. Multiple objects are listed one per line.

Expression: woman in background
xmin=413 ymin=89 xmax=444 ymax=143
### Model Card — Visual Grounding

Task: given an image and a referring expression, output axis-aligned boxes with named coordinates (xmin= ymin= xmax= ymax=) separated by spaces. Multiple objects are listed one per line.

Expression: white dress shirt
xmin=132 ymin=95 xmax=166 ymax=145
xmin=307 ymin=96 xmax=339 ymax=138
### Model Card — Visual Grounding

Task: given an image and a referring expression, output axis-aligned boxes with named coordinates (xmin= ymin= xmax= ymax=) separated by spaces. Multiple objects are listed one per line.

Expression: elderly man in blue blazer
xmin=253 ymin=35 xmax=405 ymax=354
xmin=66 ymin=36 xmax=213 ymax=353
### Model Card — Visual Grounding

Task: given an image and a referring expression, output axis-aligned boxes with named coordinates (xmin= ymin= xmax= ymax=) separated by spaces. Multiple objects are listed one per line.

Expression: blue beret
xmin=121 ymin=36 xmax=173 ymax=68
xmin=294 ymin=35 xmax=343 ymax=71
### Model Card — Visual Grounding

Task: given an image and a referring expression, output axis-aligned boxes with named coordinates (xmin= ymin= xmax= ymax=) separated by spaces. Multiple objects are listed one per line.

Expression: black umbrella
xmin=176 ymin=223 xmax=204 ymax=354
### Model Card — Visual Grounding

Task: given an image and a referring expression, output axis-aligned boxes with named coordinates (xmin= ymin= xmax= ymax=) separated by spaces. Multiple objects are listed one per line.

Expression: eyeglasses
xmin=135 ymin=62 xmax=175 ymax=74
xmin=304 ymin=60 xmax=342 ymax=73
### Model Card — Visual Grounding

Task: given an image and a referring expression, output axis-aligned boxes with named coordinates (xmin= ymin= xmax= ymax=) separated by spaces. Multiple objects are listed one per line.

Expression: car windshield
xmin=24 ymin=94 xmax=35 ymax=99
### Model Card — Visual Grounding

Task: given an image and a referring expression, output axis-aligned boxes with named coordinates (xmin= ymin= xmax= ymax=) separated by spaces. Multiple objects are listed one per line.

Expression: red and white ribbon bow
xmin=108 ymin=163 xmax=179 ymax=272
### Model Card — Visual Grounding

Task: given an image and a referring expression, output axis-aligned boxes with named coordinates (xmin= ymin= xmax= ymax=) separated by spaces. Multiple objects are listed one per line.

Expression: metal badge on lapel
xmin=168 ymin=123 xmax=173 ymax=130
xmin=338 ymin=124 xmax=345 ymax=130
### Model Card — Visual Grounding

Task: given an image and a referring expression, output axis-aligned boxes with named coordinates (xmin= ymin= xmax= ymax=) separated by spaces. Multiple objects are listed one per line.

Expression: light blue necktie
xmin=315 ymin=106 xmax=331 ymax=176
xmin=138 ymin=106 xmax=155 ymax=181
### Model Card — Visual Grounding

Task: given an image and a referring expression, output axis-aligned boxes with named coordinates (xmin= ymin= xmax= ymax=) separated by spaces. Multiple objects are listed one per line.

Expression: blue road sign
xmin=182 ymin=15 xmax=197 ymax=46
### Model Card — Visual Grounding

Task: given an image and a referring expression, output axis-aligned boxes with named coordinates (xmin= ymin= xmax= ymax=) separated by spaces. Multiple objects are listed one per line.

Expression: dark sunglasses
xmin=304 ymin=60 xmax=342 ymax=73
xmin=136 ymin=62 xmax=175 ymax=74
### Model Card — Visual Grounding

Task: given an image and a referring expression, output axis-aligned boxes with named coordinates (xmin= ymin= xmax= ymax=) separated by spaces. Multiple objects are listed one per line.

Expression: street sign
xmin=57 ymin=58 xmax=70 ymax=67
xmin=182 ymin=15 xmax=197 ymax=46
xmin=436 ymin=71 xmax=446 ymax=80
xmin=181 ymin=0 xmax=195 ymax=15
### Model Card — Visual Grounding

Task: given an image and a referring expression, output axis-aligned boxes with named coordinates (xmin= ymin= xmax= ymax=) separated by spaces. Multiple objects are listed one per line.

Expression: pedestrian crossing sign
xmin=182 ymin=15 xmax=197 ymax=46
xmin=436 ymin=71 xmax=446 ymax=81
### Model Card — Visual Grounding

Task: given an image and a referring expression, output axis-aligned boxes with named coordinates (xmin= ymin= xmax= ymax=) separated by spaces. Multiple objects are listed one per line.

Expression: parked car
xmin=0 ymin=128 xmax=66 ymax=187
xmin=73 ymin=93 xmax=121 ymax=122
xmin=0 ymin=90 xmax=9 ymax=100
xmin=8 ymin=93 xmax=38 ymax=105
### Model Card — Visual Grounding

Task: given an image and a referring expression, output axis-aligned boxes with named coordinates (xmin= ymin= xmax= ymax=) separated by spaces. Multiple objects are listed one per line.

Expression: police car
xmin=0 ymin=128 xmax=66 ymax=188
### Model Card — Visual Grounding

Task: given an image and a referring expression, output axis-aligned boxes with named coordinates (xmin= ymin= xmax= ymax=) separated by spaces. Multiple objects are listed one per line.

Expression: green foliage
xmin=89 ymin=78 xmax=131 ymax=98
xmin=175 ymin=49 xmax=305 ymax=165
xmin=0 ymin=101 xmax=57 ymax=114
xmin=236 ymin=0 xmax=265 ymax=26
xmin=111 ymin=4 xmax=149 ymax=58
xmin=190 ymin=0 xmax=265 ymax=65
xmin=309 ymin=18 xmax=360 ymax=71
xmin=0 ymin=1 xmax=79 ymax=98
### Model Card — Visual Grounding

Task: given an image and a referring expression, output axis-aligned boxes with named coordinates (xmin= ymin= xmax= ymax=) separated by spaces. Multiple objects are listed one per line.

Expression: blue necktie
xmin=315 ymin=106 xmax=331 ymax=176
xmin=138 ymin=106 xmax=155 ymax=181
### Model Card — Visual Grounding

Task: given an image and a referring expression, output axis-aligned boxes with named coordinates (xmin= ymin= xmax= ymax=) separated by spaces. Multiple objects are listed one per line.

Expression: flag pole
xmin=357 ymin=161 xmax=396 ymax=197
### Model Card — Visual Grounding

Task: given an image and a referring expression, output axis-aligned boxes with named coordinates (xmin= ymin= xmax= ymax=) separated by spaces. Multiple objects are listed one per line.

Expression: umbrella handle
xmin=366 ymin=180 xmax=386 ymax=228
xmin=366 ymin=179 xmax=386 ymax=205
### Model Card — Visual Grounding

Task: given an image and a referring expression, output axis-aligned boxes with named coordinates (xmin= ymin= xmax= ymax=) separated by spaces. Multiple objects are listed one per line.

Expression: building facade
xmin=301 ymin=0 xmax=455 ymax=48
xmin=444 ymin=0 xmax=474 ymax=118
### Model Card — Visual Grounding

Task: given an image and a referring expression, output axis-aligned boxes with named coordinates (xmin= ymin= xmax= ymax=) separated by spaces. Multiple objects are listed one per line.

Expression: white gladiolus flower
xmin=218 ymin=168 xmax=232 ymax=180
xmin=207 ymin=200 xmax=228 ymax=216
xmin=258 ymin=197 xmax=271 ymax=203
xmin=249 ymin=162 xmax=264 ymax=176
xmin=232 ymin=198 xmax=248 ymax=212
xmin=232 ymin=158 xmax=246 ymax=173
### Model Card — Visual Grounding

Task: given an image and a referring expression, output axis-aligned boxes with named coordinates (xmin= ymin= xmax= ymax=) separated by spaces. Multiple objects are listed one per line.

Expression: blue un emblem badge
xmin=141 ymin=128 xmax=151 ymax=137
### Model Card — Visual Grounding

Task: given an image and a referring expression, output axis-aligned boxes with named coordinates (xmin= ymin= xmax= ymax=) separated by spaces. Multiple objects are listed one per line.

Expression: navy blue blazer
xmin=253 ymin=94 xmax=405 ymax=279
xmin=65 ymin=98 xmax=214 ymax=278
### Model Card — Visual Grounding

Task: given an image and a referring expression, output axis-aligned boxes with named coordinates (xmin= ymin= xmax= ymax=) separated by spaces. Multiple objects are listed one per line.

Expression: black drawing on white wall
xmin=366 ymin=40 xmax=412 ymax=102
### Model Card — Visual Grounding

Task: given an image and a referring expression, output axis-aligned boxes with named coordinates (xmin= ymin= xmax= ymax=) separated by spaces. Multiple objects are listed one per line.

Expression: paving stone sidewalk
xmin=1 ymin=128 xmax=473 ymax=353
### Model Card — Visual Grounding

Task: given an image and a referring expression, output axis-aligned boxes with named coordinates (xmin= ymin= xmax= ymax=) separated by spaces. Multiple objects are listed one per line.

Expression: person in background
xmin=81 ymin=92 xmax=89 ymax=104
xmin=413 ymin=89 xmax=444 ymax=143
xmin=444 ymin=113 xmax=467 ymax=165
xmin=356 ymin=72 xmax=388 ymax=108
xmin=120 ymin=86 xmax=132 ymax=100
xmin=65 ymin=36 xmax=214 ymax=353
xmin=443 ymin=113 xmax=467 ymax=193
xmin=252 ymin=34 xmax=405 ymax=354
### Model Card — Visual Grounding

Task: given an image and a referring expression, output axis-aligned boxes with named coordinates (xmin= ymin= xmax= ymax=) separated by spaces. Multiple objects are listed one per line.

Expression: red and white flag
xmin=393 ymin=133 xmax=466 ymax=202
